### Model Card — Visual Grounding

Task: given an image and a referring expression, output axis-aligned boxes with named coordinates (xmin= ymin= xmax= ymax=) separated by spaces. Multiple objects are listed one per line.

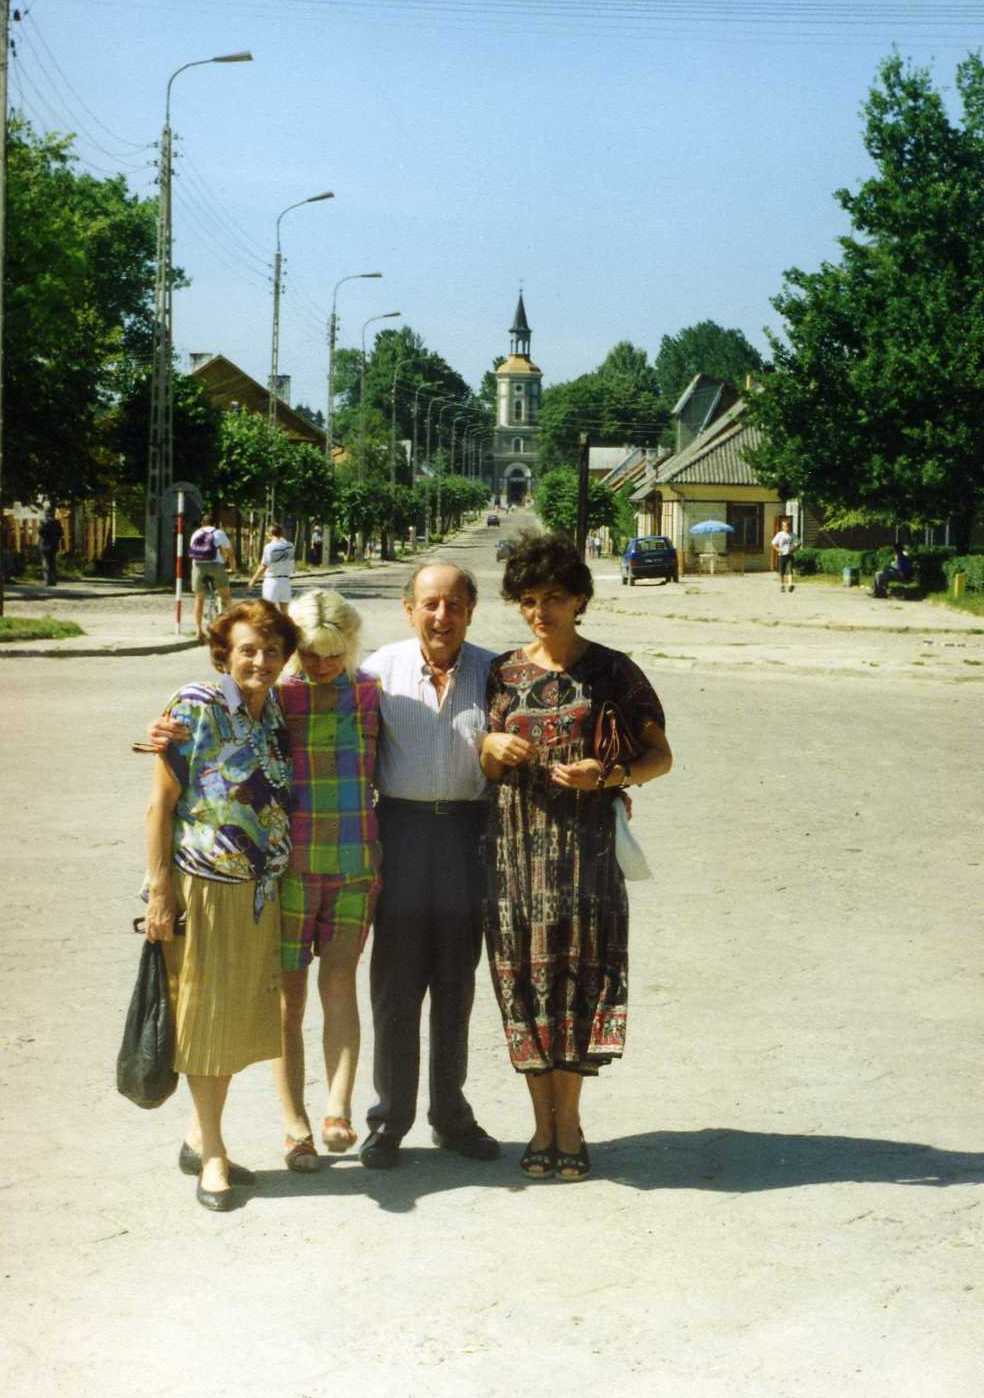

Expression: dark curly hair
xmin=208 ymin=599 xmax=299 ymax=672
xmin=501 ymin=531 xmax=594 ymax=615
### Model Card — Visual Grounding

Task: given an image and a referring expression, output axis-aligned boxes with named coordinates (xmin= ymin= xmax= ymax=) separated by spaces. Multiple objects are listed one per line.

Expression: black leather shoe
xmin=179 ymin=1142 xmax=256 ymax=1186
xmin=431 ymin=1123 xmax=500 ymax=1161
xmin=359 ymin=1130 xmax=402 ymax=1169
xmin=196 ymin=1180 xmax=236 ymax=1212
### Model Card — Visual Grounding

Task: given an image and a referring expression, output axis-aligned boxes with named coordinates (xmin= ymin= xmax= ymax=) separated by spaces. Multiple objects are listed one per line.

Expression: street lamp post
xmin=423 ymin=393 xmax=451 ymax=545
xmin=267 ymin=191 xmax=333 ymax=524
xmin=389 ymin=355 xmax=406 ymax=486
xmin=359 ymin=311 xmax=400 ymax=479
xmin=145 ymin=50 xmax=252 ymax=585
xmin=326 ymin=272 xmax=382 ymax=473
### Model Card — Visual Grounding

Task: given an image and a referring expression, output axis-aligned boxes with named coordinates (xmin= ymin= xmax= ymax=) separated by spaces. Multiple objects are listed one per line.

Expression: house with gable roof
xmin=629 ymin=384 xmax=784 ymax=572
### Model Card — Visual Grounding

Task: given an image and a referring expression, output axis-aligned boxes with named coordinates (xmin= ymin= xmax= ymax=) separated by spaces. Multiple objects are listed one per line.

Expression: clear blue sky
xmin=12 ymin=2 xmax=983 ymax=410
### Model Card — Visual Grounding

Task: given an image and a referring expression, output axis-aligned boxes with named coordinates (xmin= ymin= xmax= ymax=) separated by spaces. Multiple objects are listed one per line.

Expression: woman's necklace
xmin=229 ymin=700 xmax=291 ymax=790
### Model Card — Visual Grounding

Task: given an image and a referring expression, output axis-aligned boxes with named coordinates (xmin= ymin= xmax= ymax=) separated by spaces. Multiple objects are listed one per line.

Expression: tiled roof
xmin=657 ymin=400 xmax=764 ymax=486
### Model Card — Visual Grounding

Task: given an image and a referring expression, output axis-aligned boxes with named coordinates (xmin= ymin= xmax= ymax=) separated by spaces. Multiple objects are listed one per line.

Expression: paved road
xmin=2 ymin=514 xmax=982 ymax=1397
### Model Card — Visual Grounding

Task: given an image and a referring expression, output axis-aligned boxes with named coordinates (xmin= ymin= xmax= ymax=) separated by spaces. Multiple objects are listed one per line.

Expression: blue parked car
xmin=621 ymin=535 xmax=679 ymax=586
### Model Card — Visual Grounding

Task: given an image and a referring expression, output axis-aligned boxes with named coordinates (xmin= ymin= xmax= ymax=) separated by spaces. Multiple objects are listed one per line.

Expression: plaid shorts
xmin=280 ymin=872 xmax=380 ymax=972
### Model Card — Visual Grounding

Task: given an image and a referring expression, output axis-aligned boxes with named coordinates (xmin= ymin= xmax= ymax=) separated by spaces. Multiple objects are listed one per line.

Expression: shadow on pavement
xmin=244 ymin=1129 xmax=984 ymax=1213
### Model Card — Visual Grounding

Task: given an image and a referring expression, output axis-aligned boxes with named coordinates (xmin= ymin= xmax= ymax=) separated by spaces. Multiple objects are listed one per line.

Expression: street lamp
xmin=270 ymin=192 xmax=334 ymax=430
xmin=266 ymin=191 xmax=333 ymax=522
xmin=145 ymin=49 xmax=252 ymax=584
xmin=390 ymin=355 xmax=407 ymax=485
xmin=359 ymin=311 xmax=400 ymax=478
xmin=326 ymin=272 xmax=382 ymax=473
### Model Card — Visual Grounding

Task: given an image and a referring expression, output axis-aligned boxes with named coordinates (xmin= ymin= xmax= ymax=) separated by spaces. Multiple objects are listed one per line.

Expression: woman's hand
xmin=145 ymin=716 xmax=189 ymax=753
xmin=550 ymin=758 xmax=605 ymax=790
xmin=482 ymin=732 xmax=535 ymax=768
xmin=145 ymin=888 xmax=177 ymax=942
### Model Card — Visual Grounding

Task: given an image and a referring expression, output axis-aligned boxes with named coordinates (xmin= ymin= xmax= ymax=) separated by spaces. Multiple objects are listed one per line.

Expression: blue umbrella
xmin=689 ymin=519 xmax=735 ymax=536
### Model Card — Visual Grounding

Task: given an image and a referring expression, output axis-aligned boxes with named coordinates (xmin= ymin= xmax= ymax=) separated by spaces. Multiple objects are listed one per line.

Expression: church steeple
xmin=510 ymin=291 xmax=531 ymax=357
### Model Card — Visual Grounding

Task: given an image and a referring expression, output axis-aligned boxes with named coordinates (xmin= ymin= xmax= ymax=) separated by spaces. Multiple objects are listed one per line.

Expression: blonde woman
xmin=274 ymin=590 xmax=382 ymax=1167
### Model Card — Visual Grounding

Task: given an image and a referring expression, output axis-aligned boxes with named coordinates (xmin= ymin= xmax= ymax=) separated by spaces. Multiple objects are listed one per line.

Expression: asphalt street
xmin=1 ymin=514 xmax=982 ymax=1397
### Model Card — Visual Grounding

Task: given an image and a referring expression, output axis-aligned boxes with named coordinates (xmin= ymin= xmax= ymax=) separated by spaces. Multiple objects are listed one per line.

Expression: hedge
xmin=793 ymin=545 xmax=957 ymax=589
xmin=943 ymin=554 xmax=984 ymax=593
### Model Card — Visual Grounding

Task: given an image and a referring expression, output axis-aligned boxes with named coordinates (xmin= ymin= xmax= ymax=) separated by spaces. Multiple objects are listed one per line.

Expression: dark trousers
xmin=40 ymin=548 xmax=57 ymax=586
xmin=368 ymin=802 xmax=485 ymax=1139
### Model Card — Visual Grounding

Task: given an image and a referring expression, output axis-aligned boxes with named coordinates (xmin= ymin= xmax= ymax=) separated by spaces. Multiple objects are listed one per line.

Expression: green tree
xmin=4 ymin=117 xmax=161 ymax=504
xmin=537 ymin=343 xmax=666 ymax=469
xmin=113 ymin=371 xmax=220 ymax=496
xmin=747 ymin=54 xmax=984 ymax=549
xmin=534 ymin=467 xmax=617 ymax=535
xmin=653 ymin=320 xmax=764 ymax=409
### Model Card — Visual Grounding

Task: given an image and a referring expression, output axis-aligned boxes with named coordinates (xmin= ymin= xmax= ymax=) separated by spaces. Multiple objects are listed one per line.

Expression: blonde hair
xmin=287 ymin=589 xmax=362 ymax=678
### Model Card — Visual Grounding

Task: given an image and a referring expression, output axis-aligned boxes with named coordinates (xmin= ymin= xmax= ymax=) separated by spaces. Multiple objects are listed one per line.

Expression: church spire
xmin=510 ymin=290 xmax=531 ymax=356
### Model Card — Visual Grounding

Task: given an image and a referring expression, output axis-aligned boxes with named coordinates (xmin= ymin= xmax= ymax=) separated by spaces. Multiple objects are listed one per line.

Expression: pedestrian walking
xmin=308 ymin=525 xmax=324 ymax=566
xmin=250 ymin=523 xmax=295 ymax=613
xmin=38 ymin=508 xmax=63 ymax=587
xmin=771 ymin=521 xmax=798 ymax=592
xmin=480 ymin=532 xmax=672 ymax=1180
xmin=358 ymin=562 xmax=499 ymax=1169
xmin=142 ymin=600 xmax=297 ymax=1212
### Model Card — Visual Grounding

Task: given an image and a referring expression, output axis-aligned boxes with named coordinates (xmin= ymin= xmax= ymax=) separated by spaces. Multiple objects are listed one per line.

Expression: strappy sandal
xmin=284 ymin=1133 xmax=320 ymax=1172
xmin=321 ymin=1116 xmax=358 ymax=1153
xmin=520 ymin=1139 xmax=556 ymax=1178
xmin=556 ymin=1133 xmax=590 ymax=1182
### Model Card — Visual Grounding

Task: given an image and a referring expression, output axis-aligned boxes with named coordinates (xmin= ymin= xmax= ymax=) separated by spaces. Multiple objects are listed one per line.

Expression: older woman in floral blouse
xmin=144 ymin=599 xmax=298 ymax=1211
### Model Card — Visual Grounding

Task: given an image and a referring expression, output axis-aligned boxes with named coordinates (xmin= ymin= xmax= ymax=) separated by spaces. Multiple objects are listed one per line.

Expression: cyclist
xmin=189 ymin=513 xmax=235 ymax=642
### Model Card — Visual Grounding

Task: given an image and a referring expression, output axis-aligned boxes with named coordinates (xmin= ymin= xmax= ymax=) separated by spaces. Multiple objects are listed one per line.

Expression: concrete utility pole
xmin=145 ymin=52 xmax=252 ymax=585
xmin=576 ymin=431 xmax=591 ymax=558
xmin=0 ymin=1 xmax=9 ymax=616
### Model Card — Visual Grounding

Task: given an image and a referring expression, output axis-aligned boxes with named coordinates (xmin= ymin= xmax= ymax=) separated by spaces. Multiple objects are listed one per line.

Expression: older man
xmin=359 ymin=561 xmax=499 ymax=1168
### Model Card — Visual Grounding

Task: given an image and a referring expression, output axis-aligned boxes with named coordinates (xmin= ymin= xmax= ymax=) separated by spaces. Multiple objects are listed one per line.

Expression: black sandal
xmin=520 ymin=1139 xmax=556 ymax=1178
xmin=556 ymin=1134 xmax=590 ymax=1182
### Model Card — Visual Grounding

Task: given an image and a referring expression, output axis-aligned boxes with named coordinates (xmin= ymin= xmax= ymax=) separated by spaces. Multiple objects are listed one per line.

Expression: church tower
xmin=492 ymin=292 xmax=541 ymax=504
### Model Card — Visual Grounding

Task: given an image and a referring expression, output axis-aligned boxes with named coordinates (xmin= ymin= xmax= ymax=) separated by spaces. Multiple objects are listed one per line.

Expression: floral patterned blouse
xmin=163 ymin=674 xmax=292 ymax=919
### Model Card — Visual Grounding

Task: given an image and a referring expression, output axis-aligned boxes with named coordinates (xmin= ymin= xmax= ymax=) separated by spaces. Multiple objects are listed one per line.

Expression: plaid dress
xmin=278 ymin=671 xmax=382 ymax=969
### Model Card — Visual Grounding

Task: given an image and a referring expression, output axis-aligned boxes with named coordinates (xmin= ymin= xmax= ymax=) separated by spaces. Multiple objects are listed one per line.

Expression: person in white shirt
xmin=357 ymin=561 xmax=500 ymax=1170
xmin=250 ymin=523 xmax=295 ymax=613
xmin=188 ymin=513 xmax=235 ymax=643
xmin=771 ymin=523 xmax=798 ymax=592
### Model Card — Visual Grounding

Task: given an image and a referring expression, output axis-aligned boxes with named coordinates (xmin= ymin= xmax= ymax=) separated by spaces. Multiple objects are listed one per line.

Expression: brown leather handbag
xmin=594 ymin=699 xmax=642 ymax=782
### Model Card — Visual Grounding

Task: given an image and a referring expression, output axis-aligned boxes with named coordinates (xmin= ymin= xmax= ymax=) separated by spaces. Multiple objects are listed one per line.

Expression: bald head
xmin=402 ymin=562 xmax=477 ymax=669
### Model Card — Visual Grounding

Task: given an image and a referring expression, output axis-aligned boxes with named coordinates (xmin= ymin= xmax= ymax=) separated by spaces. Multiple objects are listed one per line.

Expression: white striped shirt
xmin=362 ymin=638 xmax=493 ymax=802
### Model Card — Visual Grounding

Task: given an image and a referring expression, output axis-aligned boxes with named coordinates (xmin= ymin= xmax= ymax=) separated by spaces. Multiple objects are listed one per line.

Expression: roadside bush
xmin=814 ymin=548 xmax=866 ymax=576
xmin=943 ymin=554 xmax=984 ymax=593
xmin=793 ymin=546 xmax=820 ymax=574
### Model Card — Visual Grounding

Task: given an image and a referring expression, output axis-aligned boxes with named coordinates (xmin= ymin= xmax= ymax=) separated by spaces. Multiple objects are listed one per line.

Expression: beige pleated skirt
xmin=162 ymin=873 xmax=282 ymax=1076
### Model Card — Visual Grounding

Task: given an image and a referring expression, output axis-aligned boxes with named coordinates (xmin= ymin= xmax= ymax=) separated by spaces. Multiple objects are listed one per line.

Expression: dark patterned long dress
xmin=483 ymin=642 xmax=665 ymax=1075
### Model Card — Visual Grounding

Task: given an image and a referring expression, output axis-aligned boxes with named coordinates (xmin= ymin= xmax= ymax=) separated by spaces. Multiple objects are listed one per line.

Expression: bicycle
xmin=202 ymin=572 xmax=222 ymax=628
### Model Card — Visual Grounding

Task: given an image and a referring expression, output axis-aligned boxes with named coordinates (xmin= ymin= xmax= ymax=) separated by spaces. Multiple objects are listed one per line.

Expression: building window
xmin=513 ymin=438 xmax=522 ymax=453
xmin=513 ymin=400 xmax=524 ymax=423
xmin=727 ymin=502 xmax=763 ymax=550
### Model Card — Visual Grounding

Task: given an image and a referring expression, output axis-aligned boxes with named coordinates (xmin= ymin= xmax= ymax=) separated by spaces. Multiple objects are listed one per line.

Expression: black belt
xmin=378 ymin=797 xmax=486 ymax=817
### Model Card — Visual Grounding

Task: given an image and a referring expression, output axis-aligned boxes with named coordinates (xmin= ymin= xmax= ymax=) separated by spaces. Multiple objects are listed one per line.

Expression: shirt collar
xmin=220 ymin=672 xmax=246 ymax=713
xmin=417 ymin=643 xmax=465 ymax=680
xmin=219 ymin=672 xmax=278 ymax=723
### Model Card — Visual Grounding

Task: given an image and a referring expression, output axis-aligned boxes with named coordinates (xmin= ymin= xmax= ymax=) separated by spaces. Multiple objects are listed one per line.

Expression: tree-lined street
xmin=2 ymin=516 xmax=982 ymax=1397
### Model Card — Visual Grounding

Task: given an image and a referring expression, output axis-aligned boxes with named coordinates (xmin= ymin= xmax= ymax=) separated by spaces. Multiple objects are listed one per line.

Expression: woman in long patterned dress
xmin=481 ymin=533 xmax=672 ymax=1180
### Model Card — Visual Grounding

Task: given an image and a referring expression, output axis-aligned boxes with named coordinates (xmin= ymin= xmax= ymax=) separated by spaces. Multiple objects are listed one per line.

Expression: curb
xmin=0 ymin=636 xmax=204 ymax=659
